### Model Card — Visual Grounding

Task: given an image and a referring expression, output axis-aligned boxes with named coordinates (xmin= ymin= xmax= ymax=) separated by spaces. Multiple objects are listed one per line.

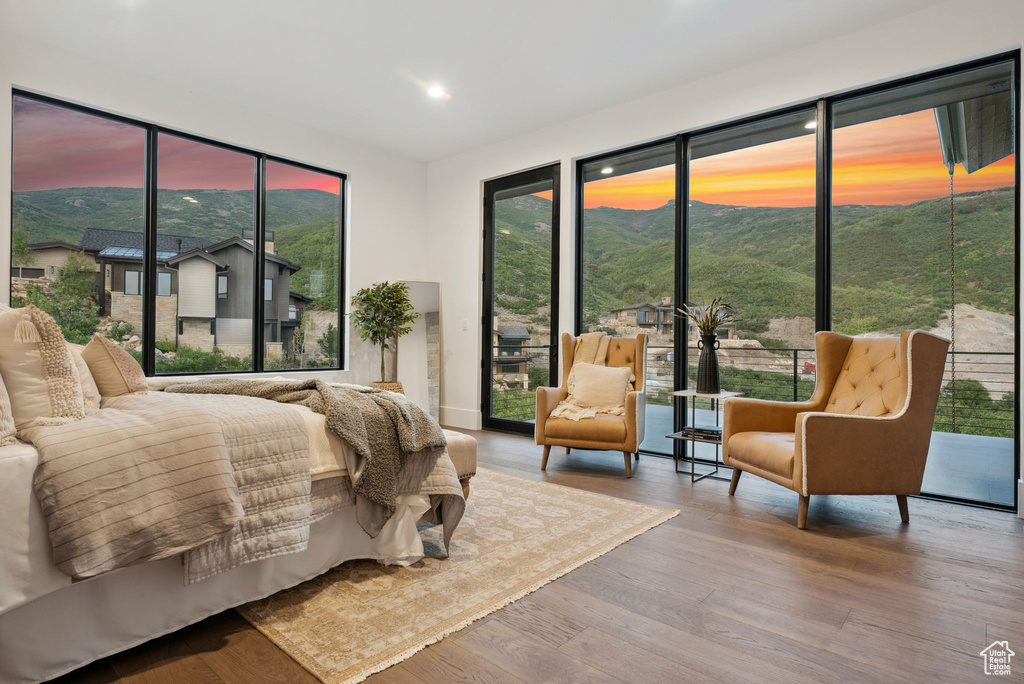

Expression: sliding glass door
xmin=482 ymin=164 xmax=559 ymax=433
xmin=831 ymin=58 xmax=1017 ymax=506
xmin=570 ymin=53 xmax=1018 ymax=509
xmin=578 ymin=143 xmax=677 ymax=453
xmin=686 ymin=110 xmax=819 ymax=460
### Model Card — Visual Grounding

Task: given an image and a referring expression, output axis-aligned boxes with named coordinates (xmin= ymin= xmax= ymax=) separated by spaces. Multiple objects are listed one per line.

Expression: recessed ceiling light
xmin=182 ymin=196 xmax=198 ymax=203
xmin=426 ymin=84 xmax=447 ymax=99
xmin=601 ymin=166 xmax=614 ymax=174
xmin=804 ymin=120 xmax=817 ymax=129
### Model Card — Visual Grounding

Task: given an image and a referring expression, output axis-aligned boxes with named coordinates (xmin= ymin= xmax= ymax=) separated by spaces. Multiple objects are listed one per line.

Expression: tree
xmin=11 ymin=221 xmax=32 ymax=267
xmin=24 ymin=251 xmax=99 ymax=344
xmin=317 ymin=322 xmax=339 ymax=363
xmin=350 ymin=282 xmax=418 ymax=382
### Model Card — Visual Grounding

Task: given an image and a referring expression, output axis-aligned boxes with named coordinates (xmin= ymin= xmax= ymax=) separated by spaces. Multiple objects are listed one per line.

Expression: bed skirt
xmin=0 ymin=495 xmax=430 ymax=684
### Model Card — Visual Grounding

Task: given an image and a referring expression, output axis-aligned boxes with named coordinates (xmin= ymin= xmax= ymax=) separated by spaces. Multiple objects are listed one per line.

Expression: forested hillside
xmin=13 ymin=187 xmax=337 ymax=244
xmin=495 ymin=188 xmax=1015 ymax=339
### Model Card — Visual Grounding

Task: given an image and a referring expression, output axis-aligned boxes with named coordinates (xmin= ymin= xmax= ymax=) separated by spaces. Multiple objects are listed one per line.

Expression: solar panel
xmin=97 ymin=246 xmax=177 ymax=260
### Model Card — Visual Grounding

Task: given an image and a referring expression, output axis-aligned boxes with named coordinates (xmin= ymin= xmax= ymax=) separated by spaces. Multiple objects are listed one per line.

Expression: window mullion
xmin=142 ymin=127 xmax=158 ymax=376
xmin=253 ymin=155 xmax=267 ymax=373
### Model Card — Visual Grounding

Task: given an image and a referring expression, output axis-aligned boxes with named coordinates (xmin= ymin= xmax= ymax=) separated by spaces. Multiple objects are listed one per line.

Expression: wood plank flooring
xmin=51 ymin=429 xmax=1024 ymax=683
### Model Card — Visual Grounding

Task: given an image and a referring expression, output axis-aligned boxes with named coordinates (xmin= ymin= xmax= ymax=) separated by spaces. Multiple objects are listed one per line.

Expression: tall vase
xmin=696 ymin=334 xmax=721 ymax=394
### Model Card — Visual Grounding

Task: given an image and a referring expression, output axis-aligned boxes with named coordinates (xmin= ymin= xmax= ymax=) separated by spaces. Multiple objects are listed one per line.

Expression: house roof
xmin=610 ymin=301 xmax=674 ymax=313
xmin=289 ymin=291 xmax=315 ymax=303
xmin=496 ymin=324 xmax=530 ymax=339
xmin=79 ymin=228 xmax=210 ymax=255
xmin=205 ymin=236 xmax=302 ymax=272
xmin=27 ymin=239 xmax=83 ymax=251
xmin=166 ymin=247 xmax=229 ymax=269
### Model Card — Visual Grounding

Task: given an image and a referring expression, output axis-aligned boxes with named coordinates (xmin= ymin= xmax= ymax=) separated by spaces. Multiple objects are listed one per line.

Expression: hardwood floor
xmin=52 ymin=429 xmax=1024 ymax=683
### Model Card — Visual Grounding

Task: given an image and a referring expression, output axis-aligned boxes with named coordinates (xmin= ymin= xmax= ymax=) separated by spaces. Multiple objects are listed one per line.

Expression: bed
xmin=0 ymin=385 xmax=473 ymax=684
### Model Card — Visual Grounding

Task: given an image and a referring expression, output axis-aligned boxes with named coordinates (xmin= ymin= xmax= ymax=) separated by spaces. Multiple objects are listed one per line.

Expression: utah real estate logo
xmin=980 ymin=641 xmax=1014 ymax=676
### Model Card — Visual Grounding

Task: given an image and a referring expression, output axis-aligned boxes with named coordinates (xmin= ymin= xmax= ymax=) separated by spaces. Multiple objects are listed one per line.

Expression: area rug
xmin=236 ymin=467 xmax=678 ymax=684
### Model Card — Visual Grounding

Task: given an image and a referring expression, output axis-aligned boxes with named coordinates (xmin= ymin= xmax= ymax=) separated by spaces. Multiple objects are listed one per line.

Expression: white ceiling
xmin=2 ymin=0 xmax=947 ymax=162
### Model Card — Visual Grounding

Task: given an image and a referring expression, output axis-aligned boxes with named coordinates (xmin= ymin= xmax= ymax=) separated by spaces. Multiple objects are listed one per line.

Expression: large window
xmin=832 ymin=59 xmax=1017 ymax=506
xmin=10 ymin=92 xmax=346 ymax=375
xmin=572 ymin=53 xmax=1019 ymax=510
xmin=156 ymin=133 xmax=256 ymax=373
xmin=688 ymin=110 xmax=819 ymax=433
xmin=11 ymin=95 xmax=145 ymax=345
xmin=579 ymin=143 xmax=675 ymax=453
xmin=264 ymin=160 xmax=343 ymax=370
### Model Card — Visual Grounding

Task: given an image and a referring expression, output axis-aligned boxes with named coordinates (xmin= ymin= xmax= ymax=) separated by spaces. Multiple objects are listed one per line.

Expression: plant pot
xmin=696 ymin=334 xmax=721 ymax=394
xmin=371 ymin=381 xmax=405 ymax=395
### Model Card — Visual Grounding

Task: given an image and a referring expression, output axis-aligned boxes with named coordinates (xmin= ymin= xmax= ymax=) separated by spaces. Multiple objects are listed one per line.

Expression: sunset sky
xmin=581 ymin=109 xmax=1015 ymax=209
xmin=12 ymin=96 xmax=340 ymax=194
xmin=14 ymin=96 xmax=1014 ymax=206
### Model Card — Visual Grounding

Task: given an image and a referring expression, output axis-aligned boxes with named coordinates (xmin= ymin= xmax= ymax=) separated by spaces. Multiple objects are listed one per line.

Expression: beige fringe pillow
xmin=81 ymin=334 xmax=148 ymax=397
xmin=0 ymin=306 xmax=86 ymax=429
xmin=568 ymin=362 xmax=632 ymax=412
xmin=0 ymin=373 xmax=16 ymax=446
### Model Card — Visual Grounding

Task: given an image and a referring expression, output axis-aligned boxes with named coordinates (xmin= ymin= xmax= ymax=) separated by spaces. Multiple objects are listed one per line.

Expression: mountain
xmin=13 ymin=186 xmax=341 ymax=309
xmin=13 ymin=186 xmax=339 ymax=244
xmin=492 ymin=188 xmax=1015 ymax=341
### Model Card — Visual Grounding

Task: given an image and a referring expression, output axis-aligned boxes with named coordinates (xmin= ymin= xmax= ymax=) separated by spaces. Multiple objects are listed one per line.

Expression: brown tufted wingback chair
xmin=723 ymin=330 xmax=949 ymax=529
xmin=535 ymin=332 xmax=647 ymax=477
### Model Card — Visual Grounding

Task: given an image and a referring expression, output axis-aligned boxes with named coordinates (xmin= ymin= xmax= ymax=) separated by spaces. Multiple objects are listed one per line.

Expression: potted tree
xmin=351 ymin=281 xmax=419 ymax=392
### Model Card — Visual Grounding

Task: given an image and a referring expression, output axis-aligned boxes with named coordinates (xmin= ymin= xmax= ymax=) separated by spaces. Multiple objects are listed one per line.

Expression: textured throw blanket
xmin=166 ymin=378 xmax=449 ymax=538
xmin=24 ymin=404 xmax=244 ymax=579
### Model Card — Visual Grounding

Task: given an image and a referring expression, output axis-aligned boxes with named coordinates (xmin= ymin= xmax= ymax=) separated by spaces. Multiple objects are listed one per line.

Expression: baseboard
xmin=440 ymin=406 xmax=481 ymax=430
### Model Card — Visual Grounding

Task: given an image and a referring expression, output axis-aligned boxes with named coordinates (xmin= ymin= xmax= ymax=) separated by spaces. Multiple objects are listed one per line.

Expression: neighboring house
xmin=492 ymin=322 xmax=531 ymax=388
xmin=11 ymin=239 xmax=97 ymax=280
xmin=17 ymin=227 xmax=304 ymax=357
xmin=610 ymin=297 xmax=675 ymax=334
xmin=283 ymin=291 xmax=314 ymax=355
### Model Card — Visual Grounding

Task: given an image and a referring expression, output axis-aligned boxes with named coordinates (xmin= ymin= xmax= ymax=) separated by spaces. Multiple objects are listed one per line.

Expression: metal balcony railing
xmin=489 ymin=342 xmax=1015 ymax=438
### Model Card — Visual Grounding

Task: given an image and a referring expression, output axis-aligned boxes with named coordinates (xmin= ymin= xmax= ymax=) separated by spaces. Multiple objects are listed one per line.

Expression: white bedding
xmin=0 ymin=495 xmax=430 ymax=683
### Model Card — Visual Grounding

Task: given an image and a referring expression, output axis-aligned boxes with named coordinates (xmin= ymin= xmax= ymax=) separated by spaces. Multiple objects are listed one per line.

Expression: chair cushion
xmin=727 ymin=431 xmax=796 ymax=478
xmin=545 ymin=414 xmax=626 ymax=443
xmin=568 ymin=363 xmax=632 ymax=411
xmin=826 ymin=337 xmax=904 ymax=417
xmin=442 ymin=429 xmax=477 ymax=480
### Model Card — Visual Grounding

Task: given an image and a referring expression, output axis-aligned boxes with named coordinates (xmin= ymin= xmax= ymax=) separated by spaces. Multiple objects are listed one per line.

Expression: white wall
xmin=0 ymin=32 xmax=431 ymax=386
xmin=425 ymin=0 xmax=1024 ymax=438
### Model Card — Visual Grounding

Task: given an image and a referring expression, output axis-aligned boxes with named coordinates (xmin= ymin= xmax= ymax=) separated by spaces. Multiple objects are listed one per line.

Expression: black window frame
xmin=217 ymin=274 xmax=229 ymax=299
xmin=264 ymin=277 xmax=273 ymax=302
xmin=9 ymin=89 xmax=348 ymax=376
xmin=572 ymin=51 xmax=1021 ymax=512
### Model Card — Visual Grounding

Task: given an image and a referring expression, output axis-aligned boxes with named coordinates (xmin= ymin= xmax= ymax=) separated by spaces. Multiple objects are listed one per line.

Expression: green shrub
xmin=108 ymin=321 xmax=135 ymax=342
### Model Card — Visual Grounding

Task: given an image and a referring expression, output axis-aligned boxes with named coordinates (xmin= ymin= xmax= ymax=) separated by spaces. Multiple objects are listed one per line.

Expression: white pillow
xmin=568 ymin=363 xmax=632 ymax=412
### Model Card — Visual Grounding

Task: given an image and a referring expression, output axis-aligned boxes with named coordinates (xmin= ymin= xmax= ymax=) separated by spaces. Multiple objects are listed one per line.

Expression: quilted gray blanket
xmin=166 ymin=378 xmax=449 ymax=538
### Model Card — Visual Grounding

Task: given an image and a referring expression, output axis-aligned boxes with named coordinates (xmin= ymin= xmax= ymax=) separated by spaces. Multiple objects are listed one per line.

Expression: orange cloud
xmin=580 ymin=109 xmax=1014 ymax=210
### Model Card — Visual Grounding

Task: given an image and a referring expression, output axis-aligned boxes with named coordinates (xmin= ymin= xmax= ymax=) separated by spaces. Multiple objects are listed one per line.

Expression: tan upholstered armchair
xmin=723 ymin=330 xmax=949 ymax=528
xmin=535 ymin=333 xmax=647 ymax=477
